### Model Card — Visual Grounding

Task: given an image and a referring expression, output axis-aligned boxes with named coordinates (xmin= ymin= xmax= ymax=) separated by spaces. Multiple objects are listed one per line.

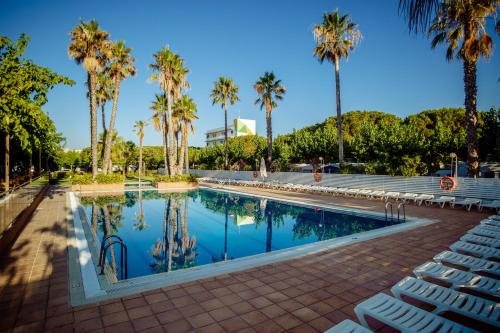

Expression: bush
xmin=72 ymin=173 xmax=93 ymax=184
xmin=72 ymin=173 xmax=125 ymax=184
xmin=154 ymin=174 xmax=198 ymax=183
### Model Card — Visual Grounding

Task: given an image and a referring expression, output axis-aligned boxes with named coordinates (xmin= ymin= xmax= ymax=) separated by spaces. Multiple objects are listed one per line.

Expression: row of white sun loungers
xmin=325 ymin=215 xmax=500 ymax=332
xmin=198 ymin=177 xmax=500 ymax=212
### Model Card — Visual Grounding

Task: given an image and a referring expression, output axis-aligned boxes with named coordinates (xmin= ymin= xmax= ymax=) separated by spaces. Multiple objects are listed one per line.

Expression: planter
xmin=154 ymin=181 xmax=199 ymax=190
xmin=71 ymin=183 xmax=125 ymax=192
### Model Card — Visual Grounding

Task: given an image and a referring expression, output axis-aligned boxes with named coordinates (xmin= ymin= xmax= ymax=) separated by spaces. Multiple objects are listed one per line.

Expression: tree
xmin=103 ymin=40 xmax=136 ymax=174
xmin=95 ymin=71 xmax=114 ymax=162
xmin=173 ymin=95 xmax=198 ymax=173
xmin=149 ymin=47 xmax=189 ymax=177
xmin=399 ymin=0 xmax=440 ymax=33
xmin=68 ymin=19 xmax=111 ymax=179
xmin=1 ymin=34 xmax=73 ymax=191
xmin=210 ymin=77 xmax=239 ymax=170
xmin=150 ymin=94 xmax=169 ymax=173
xmin=254 ymin=72 xmax=286 ymax=169
xmin=313 ymin=10 xmax=361 ymax=163
xmin=428 ymin=0 xmax=499 ymax=177
xmin=133 ymin=120 xmax=147 ymax=177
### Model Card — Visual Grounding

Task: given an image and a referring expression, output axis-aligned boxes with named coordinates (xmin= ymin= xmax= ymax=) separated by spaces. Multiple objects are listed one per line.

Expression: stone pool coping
xmin=67 ymin=188 xmax=436 ymax=306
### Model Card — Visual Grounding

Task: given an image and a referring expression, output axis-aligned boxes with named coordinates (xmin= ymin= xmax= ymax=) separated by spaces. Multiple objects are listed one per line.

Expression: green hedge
xmin=153 ymin=174 xmax=198 ymax=183
xmin=72 ymin=173 xmax=125 ymax=184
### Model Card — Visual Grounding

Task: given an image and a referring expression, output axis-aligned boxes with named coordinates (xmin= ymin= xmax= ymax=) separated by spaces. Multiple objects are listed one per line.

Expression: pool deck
xmin=0 ymin=184 xmax=491 ymax=333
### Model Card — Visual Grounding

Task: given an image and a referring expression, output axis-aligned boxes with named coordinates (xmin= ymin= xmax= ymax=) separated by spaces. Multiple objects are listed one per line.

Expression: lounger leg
xmin=354 ymin=308 xmax=370 ymax=329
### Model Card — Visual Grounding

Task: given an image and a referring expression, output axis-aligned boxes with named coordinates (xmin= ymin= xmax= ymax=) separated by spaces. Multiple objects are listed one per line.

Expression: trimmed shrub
xmin=72 ymin=173 xmax=125 ymax=184
xmin=153 ymin=174 xmax=198 ymax=183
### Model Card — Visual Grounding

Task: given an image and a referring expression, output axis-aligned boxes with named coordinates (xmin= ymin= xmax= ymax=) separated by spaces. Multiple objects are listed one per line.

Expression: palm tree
xmin=103 ymin=40 xmax=136 ymax=174
xmin=254 ymin=72 xmax=286 ymax=169
xmin=95 ymin=71 xmax=114 ymax=162
xmin=149 ymin=47 xmax=189 ymax=177
xmin=428 ymin=0 xmax=498 ymax=177
xmin=173 ymin=95 xmax=198 ymax=173
xmin=68 ymin=20 xmax=111 ymax=179
xmin=210 ymin=77 xmax=239 ymax=170
xmin=133 ymin=120 xmax=147 ymax=178
xmin=150 ymin=94 xmax=169 ymax=174
xmin=399 ymin=0 xmax=440 ymax=33
xmin=313 ymin=10 xmax=361 ymax=163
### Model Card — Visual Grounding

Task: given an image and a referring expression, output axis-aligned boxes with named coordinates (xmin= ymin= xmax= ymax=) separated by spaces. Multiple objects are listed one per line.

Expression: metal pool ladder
xmin=98 ymin=235 xmax=128 ymax=279
xmin=385 ymin=202 xmax=406 ymax=221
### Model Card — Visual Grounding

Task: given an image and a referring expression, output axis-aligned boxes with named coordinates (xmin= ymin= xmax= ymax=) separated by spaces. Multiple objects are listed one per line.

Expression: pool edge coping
xmin=67 ymin=188 xmax=437 ymax=307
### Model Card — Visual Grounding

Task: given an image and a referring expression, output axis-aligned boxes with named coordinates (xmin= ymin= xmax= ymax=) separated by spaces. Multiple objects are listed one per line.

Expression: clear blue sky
xmin=1 ymin=0 xmax=499 ymax=149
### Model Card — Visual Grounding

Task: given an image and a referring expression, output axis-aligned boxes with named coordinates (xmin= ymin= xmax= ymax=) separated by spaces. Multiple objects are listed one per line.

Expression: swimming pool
xmin=78 ymin=188 xmax=405 ymax=281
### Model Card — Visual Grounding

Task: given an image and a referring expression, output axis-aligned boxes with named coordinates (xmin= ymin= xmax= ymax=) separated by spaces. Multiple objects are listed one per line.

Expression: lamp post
xmin=450 ymin=153 xmax=458 ymax=179
xmin=319 ymin=157 xmax=324 ymax=173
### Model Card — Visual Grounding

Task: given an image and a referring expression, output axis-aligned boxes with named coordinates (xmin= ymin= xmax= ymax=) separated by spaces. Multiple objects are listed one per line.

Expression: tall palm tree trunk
xmin=100 ymin=102 xmax=107 ymax=163
xmin=266 ymin=107 xmax=273 ymax=170
xmin=88 ymin=73 xmax=99 ymax=179
xmin=167 ymin=93 xmax=176 ymax=176
xmin=463 ymin=58 xmax=479 ymax=177
xmin=185 ymin=141 xmax=189 ymax=173
xmin=179 ymin=124 xmax=187 ymax=174
xmin=4 ymin=130 xmax=9 ymax=192
xmin=224 ymin=105 xmax=229 ymax=170
xmin=334 ymin=57 xmax=344 ymax=163
xmin=38 ymin=147 xmax=41 ymax=176
xmin=103 ymin=76 xmax=121 ymax=174
xmin=161 ymin=110 xmax=168 ymax=176
xmin=138 ymin=135 xmax=143 ymax=178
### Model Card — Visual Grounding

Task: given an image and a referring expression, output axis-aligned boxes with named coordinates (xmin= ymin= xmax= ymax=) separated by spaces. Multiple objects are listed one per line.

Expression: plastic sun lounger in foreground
xmin=391 ymin=276 xmax=499 ymax=328
xmin=461 ymin=233 xmax=500 ymax=248
xmin=413 ymin=262 xmax=500 ymax=298
xmin=434 ymin=250 xmax=500 ymax=277
xmin=481 ymin=200 xmax=500 ymax=213
xmin=450 ymin=241 xmax=500 ymax=260
xmin=481 ymin=219 xmax=500 ymax=228
xmin=324 ymin=319 xmax=373 ymax=333
xmin=489 ymin=215 xmax=500 ymax=221
xmin=354 ymin=293 xmax=477 ymax=333
xmin=467 ymin=225 xmax=500 ymax=240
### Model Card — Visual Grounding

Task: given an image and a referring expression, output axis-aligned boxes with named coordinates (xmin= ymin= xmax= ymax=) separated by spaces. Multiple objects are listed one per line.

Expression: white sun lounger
xmin=345 ymin=188 xmax=361 ymax=196
xmin=489 ymin=215 xmax=500 ymax=221
xmin=452 ymin=198 xmax=482 ymax=211
xmin=369 ymin=190 xmax=385 ymax=199
xmin=434 ymin=251 xmax=500 ymax=277
xmin=450 ymin=241 xmax=500 ymax=260
xmin=358 ymin=189 xmax=373 ymax=197
xmin=391 ymin=276 xmax=499 ymax=328
xmin=383 ymin=192 xmax=400 ymax=201
xmin=468 ymin=226 xmax=500 ymax=240
xmin=481 ymin=200 xmax=500 ymax=213
xmin=413 ymin=262 xmax=500 ymax=298
xmin=354 ymin=293 xmax=477 ymax=333
xmin=426 ymin=196 xmax=455 ymax=208
xmin=399 ymin=193 xmax=418 ymax=202
xmin=461 ymin=234 xmax=500 ymax=248
xmin=414 ymin=194 xmax=434 ymax=206
xmin=481 ymin=219 xmax=500 ymax=228
xmin=324 ymin=320 xmax=373 ymax=333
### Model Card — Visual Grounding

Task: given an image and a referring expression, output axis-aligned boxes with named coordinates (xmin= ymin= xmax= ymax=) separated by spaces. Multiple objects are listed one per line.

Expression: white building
xmin=206 ymin=118 xmax=256 ymax=147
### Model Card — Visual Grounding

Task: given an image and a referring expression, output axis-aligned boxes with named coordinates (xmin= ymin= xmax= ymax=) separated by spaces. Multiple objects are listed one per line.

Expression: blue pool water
xmin=80 ymin=188 xmax=401 ymax=280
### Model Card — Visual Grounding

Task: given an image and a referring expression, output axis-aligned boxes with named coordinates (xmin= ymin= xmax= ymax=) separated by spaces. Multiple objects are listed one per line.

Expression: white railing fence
xmin=190 ymin=169 xmax=500 ymax=201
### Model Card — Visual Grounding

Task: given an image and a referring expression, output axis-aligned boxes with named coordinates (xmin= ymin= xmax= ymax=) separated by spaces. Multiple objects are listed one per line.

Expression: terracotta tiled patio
xmin=0 ymin=185 xmax=491 ymax=333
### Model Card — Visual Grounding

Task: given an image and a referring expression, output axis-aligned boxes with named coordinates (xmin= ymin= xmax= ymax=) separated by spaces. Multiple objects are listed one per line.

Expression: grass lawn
xmin=125 ymin=175 xmax=154 ymax=182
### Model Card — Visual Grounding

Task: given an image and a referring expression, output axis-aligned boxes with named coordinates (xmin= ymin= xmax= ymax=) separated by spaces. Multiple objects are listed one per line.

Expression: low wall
xmin=190 ymin=169 xmax=500 ymax=201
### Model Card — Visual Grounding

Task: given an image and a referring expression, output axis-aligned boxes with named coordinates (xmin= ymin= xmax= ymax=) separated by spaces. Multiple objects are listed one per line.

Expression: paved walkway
xmin=0 ymin=185 xmax=490 ymax=333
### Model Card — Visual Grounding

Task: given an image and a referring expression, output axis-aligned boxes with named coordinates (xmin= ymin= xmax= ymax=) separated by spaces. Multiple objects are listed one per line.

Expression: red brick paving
xmin=0 ymin=185 xmax=492 ymax=332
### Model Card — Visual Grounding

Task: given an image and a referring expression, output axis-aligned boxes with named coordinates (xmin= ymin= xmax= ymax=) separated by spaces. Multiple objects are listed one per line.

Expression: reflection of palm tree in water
xmin=91 ymin=200 xmax=98 ymax=237
xmin=266 ymin=211 xmax=272 ymax=252
xmin=102 ymin=205 xmax=118 ymax=275
xmin=212 ymin=197 xmax=231 ymax=263
xmin=150 ymin=194 xmax=197 ymax=273
xmin=133 ymin=190 xmax=148 ymax=231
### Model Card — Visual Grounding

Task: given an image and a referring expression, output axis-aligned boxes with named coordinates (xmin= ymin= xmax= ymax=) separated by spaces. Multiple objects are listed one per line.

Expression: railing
xmin=0 ymin=174 xmax=47 ymax=237
xmin=98 ymin=235 xmax=128 ymax=280
xmin=191 ymin=169 xmax=500 ymax=201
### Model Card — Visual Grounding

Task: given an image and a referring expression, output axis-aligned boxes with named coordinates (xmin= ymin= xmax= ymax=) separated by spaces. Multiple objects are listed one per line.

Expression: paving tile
xmin=260 ymin=304 xmax=286 ymax=319
xmin=132 ymin=314 xmax=160 ymax=331
xmin=273 ymin=313 xmax=303 ymax=330
xmin=230 ymin=301 xmax=255 ymax=315
xmin=218 ymin=316 xmax=249 ymax=333
xmin=292 ymin=306 xmax=321 ymax=322
xmin=195 ymin=322 xmax=225 ymax=333
xmin=161 ymin=318 xmax=192 ymax=333
xmin=209 ymin=306 xmax=237 ymax=321
xmin=156 ymin=308 xmax=183 ymax=325
xmin=240 ymin=310 xmax=268 ymax=326
xmin=252 ymin=319 xmax=284 ymax=333
xmin=102 ymin=310 xmax=129 ymax=327
xmin=126 ymin=305 xmax=153 ymax=320
xmin=104 ymin=321 xmax=135 ymax=333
